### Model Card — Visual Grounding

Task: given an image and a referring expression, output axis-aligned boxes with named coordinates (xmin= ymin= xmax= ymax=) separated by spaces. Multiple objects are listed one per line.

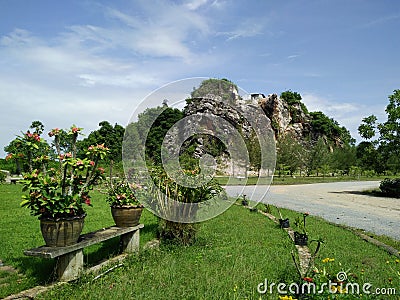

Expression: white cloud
xmin=287 ymin=54 xmax=300 ymax=59
xmin=101 ymin=3 xmax=210 ymax=61
xmin=220 ymin=20 xmax=265 ymax=41
xmin=0 ymin=2 xmax=227 ymax=156
xmin=185 ymin=0 xmax=209 ymax=10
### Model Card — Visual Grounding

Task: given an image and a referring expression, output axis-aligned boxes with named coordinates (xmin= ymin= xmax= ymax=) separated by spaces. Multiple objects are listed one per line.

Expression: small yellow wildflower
xmin=278 ymin=296 xmax=297 ymax=300
xmin=337 ymin=286 xmax=347 ymax=294
xmin=322 ymin=257 xmax=335 ymax=263
xmin=233 ymin=284 xmax=238 ymax=293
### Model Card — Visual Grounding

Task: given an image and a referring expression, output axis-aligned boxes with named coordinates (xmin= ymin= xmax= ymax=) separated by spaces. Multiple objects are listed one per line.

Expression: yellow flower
xmin=322 ymin=257 xmax=335 ymax=263
xmin=337 ymin=286 xmax=347 ymax=294
xmin=278 ymin=296 xmax=297 ymax=300
xmin=233 ymin=284 xmax=238 ymax=293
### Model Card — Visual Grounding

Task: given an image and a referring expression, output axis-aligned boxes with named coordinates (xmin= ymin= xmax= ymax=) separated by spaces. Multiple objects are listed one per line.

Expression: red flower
xmin=71 ymin=127 xmax=80 ymax=133
xmin=97 ymin=167 xmax=105 ymax=174
xmin=303 ymin=277 xmax=313 ymax=283
xmin=85 ymin=199 xmax=91 ymax=206
xmin=89 ymin=160 xmax=95 ymax=166
xmin=48 ymin=128 xmax=60 ymax=137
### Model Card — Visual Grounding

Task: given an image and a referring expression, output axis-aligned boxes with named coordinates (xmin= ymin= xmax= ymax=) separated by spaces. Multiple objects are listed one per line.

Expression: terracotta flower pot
xmin=111 ymin=205 xmax=143 ymax=227
xmin=40 ymin=214 xmax=85 ymax=247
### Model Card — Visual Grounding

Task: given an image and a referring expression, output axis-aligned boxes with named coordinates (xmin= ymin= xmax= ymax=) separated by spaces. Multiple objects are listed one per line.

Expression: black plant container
xmin=279 ymin=218 xmax=290 ymax=228
xmin=294 ymin=231 xmax=308 ymax=246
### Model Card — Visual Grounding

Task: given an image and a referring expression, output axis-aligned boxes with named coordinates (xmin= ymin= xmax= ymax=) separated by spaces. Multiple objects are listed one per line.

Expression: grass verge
xmin=215 ymin=175 xmax=393 ymax=186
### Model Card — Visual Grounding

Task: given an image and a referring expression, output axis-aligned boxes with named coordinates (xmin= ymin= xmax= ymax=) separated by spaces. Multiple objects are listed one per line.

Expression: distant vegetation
xmin=3 ymin=81 xmax=400 ymax=189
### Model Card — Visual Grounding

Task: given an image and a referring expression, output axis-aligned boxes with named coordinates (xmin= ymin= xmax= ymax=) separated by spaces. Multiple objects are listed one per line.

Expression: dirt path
xmin=225 ymin=181 xmax=400 ymax=240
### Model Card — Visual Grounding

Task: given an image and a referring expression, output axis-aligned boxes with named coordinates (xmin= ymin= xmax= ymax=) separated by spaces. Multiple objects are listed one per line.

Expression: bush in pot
xmin=146 ymin=167 xmax=224 ymax=246
xmin=293 ymin=212 xmax=309 ymax=246
xmin=106 ymin=180 xmax=144 ymax=227
xmin=16 ymin=125 xmax=109 ymax=246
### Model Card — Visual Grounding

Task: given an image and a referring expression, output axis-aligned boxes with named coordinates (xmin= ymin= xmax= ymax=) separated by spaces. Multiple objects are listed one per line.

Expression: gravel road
xmin=225 ymin=181 xmax=400 ymax=240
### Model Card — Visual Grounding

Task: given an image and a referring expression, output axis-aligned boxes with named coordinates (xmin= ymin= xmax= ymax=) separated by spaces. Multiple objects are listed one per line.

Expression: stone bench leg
xmin=56 ymin=249 xmax=84 ymax=282
xmin=120 ymin=229 xmax=140 ymax=254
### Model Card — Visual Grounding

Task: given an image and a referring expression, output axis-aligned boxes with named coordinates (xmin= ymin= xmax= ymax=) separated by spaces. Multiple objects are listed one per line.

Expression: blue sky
xmin=1 ymin=0 xmax=399 ymax=157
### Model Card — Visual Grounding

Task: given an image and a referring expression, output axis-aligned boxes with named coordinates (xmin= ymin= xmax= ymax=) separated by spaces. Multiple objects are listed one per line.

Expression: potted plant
xmin=241 ymin=194 xmax=249 ymax=206
xmin=106 ymin=179 xmax=144 ymax=227
xmin=293 ymin=212 xmax=309 ymax=246
xmin=276 ymin=207 xmax=290 ymax=228
xmin=146 ymin=167 xmax=224 ymax=245
xmin=16 ymin=125 xmax=109 ymax=247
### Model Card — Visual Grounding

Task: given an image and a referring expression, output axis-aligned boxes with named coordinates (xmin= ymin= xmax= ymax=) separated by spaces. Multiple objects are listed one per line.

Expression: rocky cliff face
xmin=184 ymin=93 xmax=316 ymax=145
xmin=182 ymin=81 xmax=349 ymax=175
xmin=183 ymin=95 xmax=259 ymax=176
xmin=258 ymin=93 xmax=312 ymax=142
xmin=184 ymin=90 xmax=343 ymax=150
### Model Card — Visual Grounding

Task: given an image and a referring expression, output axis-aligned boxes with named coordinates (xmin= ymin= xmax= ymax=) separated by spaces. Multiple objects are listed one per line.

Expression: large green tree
xmin=304 ymin=137 xmax=330 ymax=176
xmin=77 ymin=121 xmax=125 ymax=162
xmin=276 ymin=134 xmax=305 ymax=176
xmin=358 ymin=90 xmax=400 ymax=173
xmin=4 ymin=121 xmax=50 ymax=173
xmin=124 ymin=106 xmax=184 ymax=166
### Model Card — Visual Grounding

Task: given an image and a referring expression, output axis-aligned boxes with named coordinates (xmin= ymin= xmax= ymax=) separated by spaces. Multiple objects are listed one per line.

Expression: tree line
xmin=3 ymin=90 xmax=400 ymax=179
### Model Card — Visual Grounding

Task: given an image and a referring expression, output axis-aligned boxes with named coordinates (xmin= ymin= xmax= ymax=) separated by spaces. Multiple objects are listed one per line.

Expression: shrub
xmin=148 ymin=167 xmax=224 ymax=245
xmin=379 ymin=178 xmax=400 ymax=198
xmin=0 ymin=171 xmax=6 ymax=183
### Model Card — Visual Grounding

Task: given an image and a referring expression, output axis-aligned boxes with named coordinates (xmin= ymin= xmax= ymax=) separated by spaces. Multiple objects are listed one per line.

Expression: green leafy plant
xmin=18 ymin=125 xmax=109 ymax=219
xmin=379 ymin=178 xmax=400 ymax=198
xmin=0 ymin=171 xmax=6 ymax=183
xmin=106 ymin=180 xmax=142 ymax=207
xmin=293 ymin=212 xmax=309 ymax=234
xmin=240 ymin=194 xmax=249 ymax=206
xmin=147 ymin=167 xmax=224 ymax=245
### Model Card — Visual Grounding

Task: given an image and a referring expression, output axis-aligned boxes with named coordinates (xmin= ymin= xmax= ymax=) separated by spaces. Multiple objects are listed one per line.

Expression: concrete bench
xmin=24 ymin=224 xmax=144 ymax=281
xmin=10 ymin=177 xmax=23 ymax=184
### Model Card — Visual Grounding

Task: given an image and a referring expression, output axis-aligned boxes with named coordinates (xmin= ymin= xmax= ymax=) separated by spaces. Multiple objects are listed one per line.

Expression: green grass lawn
xmin=1 ymin=184 xmax=399 ymax=299
xmin=0 ymin=184 xmax=158 ymax=298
